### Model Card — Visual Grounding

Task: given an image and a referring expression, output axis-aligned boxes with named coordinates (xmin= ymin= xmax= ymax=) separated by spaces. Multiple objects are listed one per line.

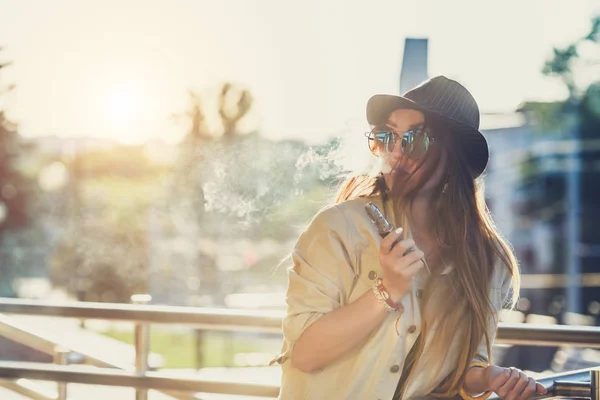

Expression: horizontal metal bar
xmin=537 ymin=368 xmax=595 ymax=384
xmin=496 ymin=323 xmax=600 ymax=348
xmin=0 ymin=362 xmax=280 ymax=397
xmin=0 ymin=363 xmax=598 ymax=400
xmin=550 ymin=381 xmax=592 ymax=398
xmin=1 ymin=298 xmax=599 ymax=348
xmin=520 ymin=273 xmax=600 ymax=289
xmin=0 ymin=298 xmax=284 ymax=333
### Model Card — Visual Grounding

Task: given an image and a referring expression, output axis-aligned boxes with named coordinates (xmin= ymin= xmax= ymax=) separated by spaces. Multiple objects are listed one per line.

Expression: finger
xmin=535 ymin=382 xmax=547 ymax=395
xmin=393 ymin=249 xmax=424 ymax=273
xmin=389 ymin=238 xmax=416 ymax=258
xmin=518 ymin=377 xmax=536 ymax=400
xmin=490 ymin=367 xmax=512 ymax=390
xmin=496 ymin=367 xmax=520 ymax=399
xmin=509 ymin=371 xmax=529 ymax=400
xmin=380 ymin=228 xmax=405 ymax=254
xmin=398 ymin=259 xmax=425 ymax=277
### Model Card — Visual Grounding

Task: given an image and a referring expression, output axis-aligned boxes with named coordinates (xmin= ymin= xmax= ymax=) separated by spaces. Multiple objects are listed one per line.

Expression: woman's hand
xmin=466 ymin=364 xmax=547 ymax=400
xmin=378 ymin=227 xmax=425 ymax=303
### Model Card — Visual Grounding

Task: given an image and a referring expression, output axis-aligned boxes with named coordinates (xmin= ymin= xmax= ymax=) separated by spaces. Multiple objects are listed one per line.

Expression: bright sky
xmin=0 ymin=0 xmax=598 ymax=145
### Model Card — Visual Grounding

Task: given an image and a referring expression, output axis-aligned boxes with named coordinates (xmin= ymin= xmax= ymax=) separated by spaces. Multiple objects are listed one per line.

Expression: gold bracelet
xmin=459 ymin=362 xmax=492 ymax=400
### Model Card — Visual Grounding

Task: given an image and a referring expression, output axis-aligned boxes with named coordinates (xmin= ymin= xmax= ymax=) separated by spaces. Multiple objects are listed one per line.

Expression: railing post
xmin=131 ymin=294 xmax=151 ymax=400
xmin=195 ymin=329 xmax=204 ymax=370
xmin=592 ymin=369 xmax=599 ymax=400
xmin=53 ymin=346 xmax=70 ymax=400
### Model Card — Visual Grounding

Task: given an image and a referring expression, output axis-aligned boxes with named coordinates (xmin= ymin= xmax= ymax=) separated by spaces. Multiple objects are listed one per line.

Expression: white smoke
xmin=294 ymin=119 xmax=382 ymax=187
xmin=190 ymin=119 xmax=383 ymax=232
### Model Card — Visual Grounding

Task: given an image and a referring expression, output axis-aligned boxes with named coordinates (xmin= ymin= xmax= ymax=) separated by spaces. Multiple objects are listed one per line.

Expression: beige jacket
xmin=272 ymin=195 xmax=513 ymax=400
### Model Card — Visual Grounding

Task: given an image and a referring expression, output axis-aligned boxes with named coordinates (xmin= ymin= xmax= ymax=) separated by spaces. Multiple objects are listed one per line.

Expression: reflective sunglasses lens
xmin=367 ymin=135 xmax=375 ymax=154
xmin=402 ymin=131 xmax=430 ymax=159
xmin=381 ymin=132 xmax=395 ymax=153
xmin=367 ymin=132 xmax=379 ymax=154
xmin=369 ymin=131 xmax=394 ymax=154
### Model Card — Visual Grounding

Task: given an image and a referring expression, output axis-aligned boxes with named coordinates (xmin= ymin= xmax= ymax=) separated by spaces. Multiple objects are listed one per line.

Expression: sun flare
xmin=101 ymin=85 xmax=152 ymax=144
xmin=107 ymin=87 xmax=138 ymax=124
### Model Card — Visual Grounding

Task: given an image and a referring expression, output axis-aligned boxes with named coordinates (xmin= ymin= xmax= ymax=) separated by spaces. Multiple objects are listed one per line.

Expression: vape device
xmin=365 ymin=202 xmax=420 ymax=256
xmin=365 ymin=202 xmax=394 ymax=238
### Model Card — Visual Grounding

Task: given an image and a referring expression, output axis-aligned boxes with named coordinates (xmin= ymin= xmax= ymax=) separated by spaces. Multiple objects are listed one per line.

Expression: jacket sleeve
xmin=271 ymin=205 xmax=357 ymax=365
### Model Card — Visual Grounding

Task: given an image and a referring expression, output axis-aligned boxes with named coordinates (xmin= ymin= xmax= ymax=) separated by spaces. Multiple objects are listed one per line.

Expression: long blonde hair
xmin=335 ymin=118 xmax=520 ymax=397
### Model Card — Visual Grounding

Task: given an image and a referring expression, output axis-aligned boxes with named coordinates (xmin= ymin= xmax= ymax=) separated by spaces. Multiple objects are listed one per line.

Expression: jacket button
xmin=390 ymin=365 xmax=400 ymax=373
xmin=407 ymin=325 xmax=417 ymax=334
xmin=368 ymin=270 xmax=377 ymax=280
xmin=416 ymin=289 xmax=423 ymax=298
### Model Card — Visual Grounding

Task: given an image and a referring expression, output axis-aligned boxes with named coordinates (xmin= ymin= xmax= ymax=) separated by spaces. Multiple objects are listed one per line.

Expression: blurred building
xmin=399 ymin=38 xmax=429 ymax=95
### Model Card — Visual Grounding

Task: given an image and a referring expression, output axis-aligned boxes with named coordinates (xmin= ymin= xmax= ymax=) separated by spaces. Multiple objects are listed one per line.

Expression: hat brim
xmin=367 ymin=94 xmax=429 ymax=126
xmin=366 ymin=94 xmax=489 ymax=178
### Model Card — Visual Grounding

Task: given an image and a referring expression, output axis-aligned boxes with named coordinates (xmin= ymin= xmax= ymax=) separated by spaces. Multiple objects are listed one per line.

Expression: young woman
xmin=272 ymin=76 xmax=547 ymax=399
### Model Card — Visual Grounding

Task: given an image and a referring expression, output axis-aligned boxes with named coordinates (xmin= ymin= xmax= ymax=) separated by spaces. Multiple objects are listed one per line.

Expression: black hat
xmin=366 ymin=75 xmax=488 ymax=178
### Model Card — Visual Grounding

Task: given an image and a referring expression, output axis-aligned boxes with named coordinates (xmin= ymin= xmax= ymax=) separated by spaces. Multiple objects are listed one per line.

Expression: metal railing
xmin=0 ymin=297 xmax=197 ymax=400
xmin=0 ymin=297 xmax=599 ymax=399
xmin=0 ymin=362 xmax=597 ymax=399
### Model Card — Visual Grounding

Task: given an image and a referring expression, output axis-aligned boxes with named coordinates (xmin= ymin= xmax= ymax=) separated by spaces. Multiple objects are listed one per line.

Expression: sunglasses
xmin=365 ymin=126 xmax=435 ymax=160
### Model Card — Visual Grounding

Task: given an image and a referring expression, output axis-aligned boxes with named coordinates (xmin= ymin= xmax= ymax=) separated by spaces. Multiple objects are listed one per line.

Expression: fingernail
xmin=395 ymin=227 xmax=403 ymax=234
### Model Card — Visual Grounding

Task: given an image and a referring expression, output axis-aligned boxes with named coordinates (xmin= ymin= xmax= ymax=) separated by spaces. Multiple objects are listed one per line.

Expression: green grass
xmin=101 ymin=329 xmax=272 ymax=369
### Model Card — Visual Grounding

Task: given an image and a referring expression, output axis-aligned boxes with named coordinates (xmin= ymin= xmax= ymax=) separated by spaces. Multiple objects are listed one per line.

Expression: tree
xmin=519 ymin=17 xmax=600 ymax=135
xmin=49 ymin=146 xmax=163 ymax=303
xmin=218 ymin=83 xmax=252 ymax=140
xmin=543 ymin=16 xmax=600 ymax=104
xmin=0 ymin=49 xmax=38 ymax=297
xmin=0 ymin=53 xmax=28 ymax=233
